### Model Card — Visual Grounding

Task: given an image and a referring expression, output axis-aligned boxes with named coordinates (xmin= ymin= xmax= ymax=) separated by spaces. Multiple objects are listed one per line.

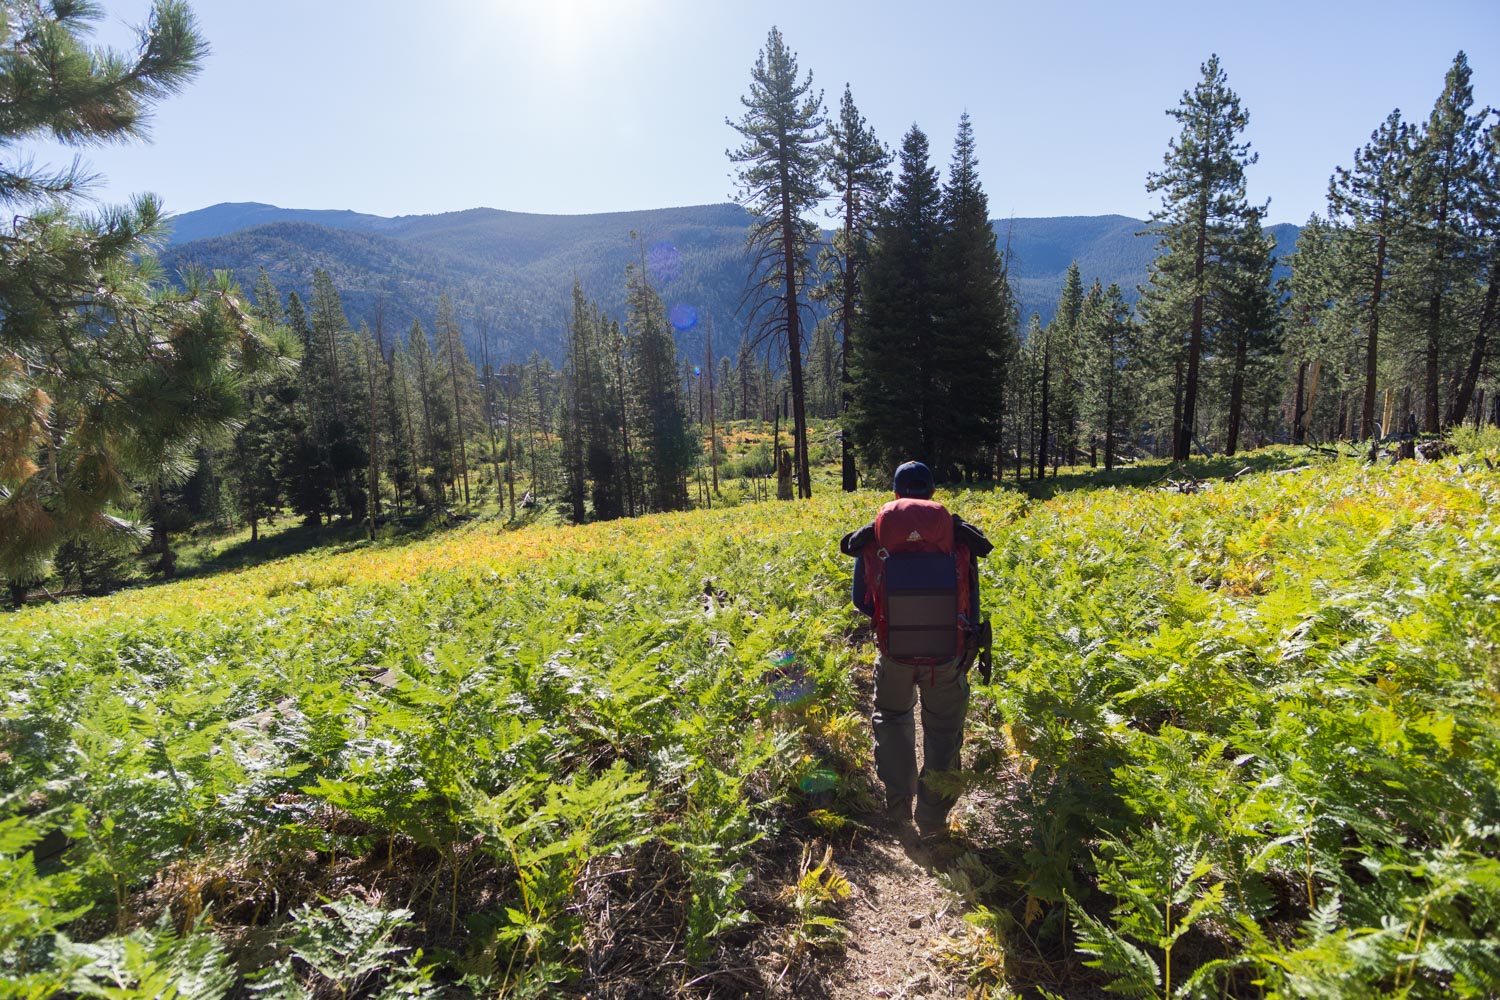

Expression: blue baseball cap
xmin=893 ymin=461 xmax=934 ymax=499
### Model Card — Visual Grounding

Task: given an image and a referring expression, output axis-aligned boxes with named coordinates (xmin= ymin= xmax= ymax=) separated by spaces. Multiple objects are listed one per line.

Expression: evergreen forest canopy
xmin=158 ymin=204 xmax=1302 ymax=367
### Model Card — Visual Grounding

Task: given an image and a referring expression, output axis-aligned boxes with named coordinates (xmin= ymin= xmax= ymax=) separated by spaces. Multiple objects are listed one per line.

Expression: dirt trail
xmin=821 ymin=827 xmax=970 ymax=998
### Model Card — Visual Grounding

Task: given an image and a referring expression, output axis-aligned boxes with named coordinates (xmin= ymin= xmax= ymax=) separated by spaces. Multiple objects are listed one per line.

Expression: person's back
xmin=840 ymin=461 xmax=992 ymax=837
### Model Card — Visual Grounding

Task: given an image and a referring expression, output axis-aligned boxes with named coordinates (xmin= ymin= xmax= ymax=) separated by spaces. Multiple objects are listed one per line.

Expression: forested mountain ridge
xmin=1001 ymin=214 xmax=1301 ymax=323
xmin=162 ymin=201 xmax=1301 ymax=359
xmin=162 ymin=202 xmax=761 ymax=362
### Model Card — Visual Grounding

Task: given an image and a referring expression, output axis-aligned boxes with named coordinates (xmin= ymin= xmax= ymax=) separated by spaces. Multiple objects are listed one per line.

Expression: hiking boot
xmin=884 ymin=794 xmax=914 ymax=829
xmin=914 ymin=811 xmax=950 ymax=840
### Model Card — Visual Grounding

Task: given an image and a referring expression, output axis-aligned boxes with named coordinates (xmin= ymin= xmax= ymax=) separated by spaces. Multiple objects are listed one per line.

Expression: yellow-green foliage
xmin=0 ymin=491 xmax=887 ymax=996
xmin=2 ymin=455 xmax=1498 ymax=997
xmin=966 ymin=460 xmax=1500 ymax=998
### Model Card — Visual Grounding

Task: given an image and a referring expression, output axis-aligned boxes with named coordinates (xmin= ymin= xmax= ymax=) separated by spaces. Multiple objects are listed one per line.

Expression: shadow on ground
xmin=958 ymin=446 xmax=1324 ymax=502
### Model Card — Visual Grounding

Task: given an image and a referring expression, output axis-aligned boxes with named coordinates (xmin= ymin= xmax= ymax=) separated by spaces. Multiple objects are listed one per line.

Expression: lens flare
xmin=669 ymin=303 xmax=698 ymax=332
xmin=768 ymin=649 xmax=815 ymax=705
xmin=648 ymin=242 xmax=682 ymax=284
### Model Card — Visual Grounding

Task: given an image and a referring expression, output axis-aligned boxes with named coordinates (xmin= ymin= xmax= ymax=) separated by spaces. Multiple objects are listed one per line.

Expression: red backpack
xmin=858 ymin=498 xmax=976 ymax=663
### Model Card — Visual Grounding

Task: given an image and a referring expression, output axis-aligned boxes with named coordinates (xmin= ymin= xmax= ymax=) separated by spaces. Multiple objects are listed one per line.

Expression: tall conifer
xmin=1329 ymin=110 xmax=1413 ymax=439
xmin=1080 ymin=283 xmax=1136 ymax=470
xmin=1144 ymin=55 xmax=1259 ymax=460
xmin=848 ymin=124 xmax=943 ymax=475
xmin=727 ymin=27 xmax=826 ymax=499
xmin=1409 ymin=52 xmax=1484 ymax=431
xmin=1450 ymin=120 xmax=1500 ymax=425
xmin=824 ymin=85 xmax=891 ymax=490
xmin=1219 ymin=216 xmax=1284 ymax=454
xmin=626 ymin=244 xmax=693 ymax=512
xmin=934 ymin=112 xmax=1011 ymax=478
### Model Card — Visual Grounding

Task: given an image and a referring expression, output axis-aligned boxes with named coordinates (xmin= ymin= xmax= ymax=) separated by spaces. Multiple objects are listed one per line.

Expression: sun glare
xmin=502 ymin=0 xmax=642 ymax=65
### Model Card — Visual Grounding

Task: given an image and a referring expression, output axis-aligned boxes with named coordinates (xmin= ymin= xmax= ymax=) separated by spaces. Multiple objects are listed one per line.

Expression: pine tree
xmin=376 ymin=311 xmax=417 ymax=516
xmin=1047 ymin=263 xmax=1086 ymax=471
xmin=0 ymin=0 xmax=270 ymax=598
xmin=1329 ymin=109 xmax=1413 ymax=440
xmin=933 ymin=112 xmax=1011 ymax=479
xmin=1016 ymin=313 xmax=1045 ymax=479
xmin=823 ymin=84 xmax=891 ymax=490
xmin=1144 ymin=55 xmax=1260 ymax=460
xmin=356 ymin=322 xmax=382 ymax=538
xmin=1407 ymin=52 xmax=1485 ymax=431
xmin=1080 ymin=282 xmax=1137 ymax=470
xmin=626 ymin=244 xmax=693 ymax=512
xmin=407 ymin=319 xmax=450 ymax=505
xmin=282 ymin=291 xmax=336 ymax=525
xmin=1286 ymin=215 xmax=1344 ymax=443
xmin=561 ymin=281 xmax=625 ymax=522
xmin=607 ymin=318 xmax=635 ymax=517
xmin=476 ymin=313 xmax=505 ymax=511
xmin=1450 ymin=120 xmax=1500 ymax=425
xmin=807 ymin=319 xmax=840 ymax=418
xmin=230 ymin=269 xmax=295 ymax=542
xmin=717 ymin=355 xmax=737 ymax=428
xmin=308 ymin=270 xmax=367 ymax=517
xmin=737 ymin=336 xmax=756 ymax=420
xmin=1218 ymin=215 xmax=1284 ymax=454
xmin=727 ymin=26 xmax=826 ymax=499
xmin=848 ymin=124 xmax=943 ymax=476
xmin=435 ymin=293 xmax=474 ymax=505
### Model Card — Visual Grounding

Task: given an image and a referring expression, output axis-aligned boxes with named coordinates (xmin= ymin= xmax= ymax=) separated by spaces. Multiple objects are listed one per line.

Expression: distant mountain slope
xmin=161 ymin=202 xmax=1301 ymax=362
xmin=165 ymin=202 xmax=396 ymax=245
xmin=1002 ymin=215 xmax=1302 ymax=324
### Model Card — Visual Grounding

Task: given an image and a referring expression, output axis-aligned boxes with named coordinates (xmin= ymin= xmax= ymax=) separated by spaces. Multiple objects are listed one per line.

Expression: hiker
xmin=840 ymin=461 xmax=993 ymax=837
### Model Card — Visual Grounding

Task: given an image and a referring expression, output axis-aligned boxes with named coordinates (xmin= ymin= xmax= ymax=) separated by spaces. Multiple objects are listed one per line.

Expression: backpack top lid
xmin=875 ymin=497 xmax=953 ymax=555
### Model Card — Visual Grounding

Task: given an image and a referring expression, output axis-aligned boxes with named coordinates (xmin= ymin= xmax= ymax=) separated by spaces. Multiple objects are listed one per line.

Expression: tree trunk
xmin=780 ymin=181 xmax=812 ymax=499
xmin=841 ymin=181 xmax=859 ymax=492
xmin=365 ymin=336 xmax=380 ymax=540
xmin=1448 ymin=255 xmax=1499 ymax=427
xmin=1362 ymin=226 xmax=1388 ymax=440
xmin=1176 ymin=209 xmax=1209 ymax=462
xmin=1104 ymin=381 xmax=1115 ymax=471
xmin=1036 ymin=340 xmax=1051 ymax=480
xmin=1225 ymin=329 xmax=1249 ymax=456
xmin=149 ymin=479 xmax=176 ymax=578
xmin=1171 ymin=357 xmax=1184 ymax=459
xmin=480 ymin=330 xmax=503 ymax=508
xmin=446 ymin=319 xmax=471 ymax=506
xmin=706 ymin=322 xmax=719 ymax=494
xmin=1292 ymin=360 xmax=1308 ymax=444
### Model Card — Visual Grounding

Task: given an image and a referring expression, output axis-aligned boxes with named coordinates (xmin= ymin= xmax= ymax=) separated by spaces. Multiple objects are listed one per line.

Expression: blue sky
xmin=43 ymin=0 xmax=1500 ymax=227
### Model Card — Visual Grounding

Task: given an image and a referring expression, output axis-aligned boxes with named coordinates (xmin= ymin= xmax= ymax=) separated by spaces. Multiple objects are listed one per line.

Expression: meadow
xmin=2 ymin=444 xmax=1498 ymax=998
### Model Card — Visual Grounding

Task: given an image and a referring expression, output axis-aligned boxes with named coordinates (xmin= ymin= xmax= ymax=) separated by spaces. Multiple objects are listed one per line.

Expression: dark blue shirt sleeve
xmin=852 ymin=557 xmax=873 ymax=616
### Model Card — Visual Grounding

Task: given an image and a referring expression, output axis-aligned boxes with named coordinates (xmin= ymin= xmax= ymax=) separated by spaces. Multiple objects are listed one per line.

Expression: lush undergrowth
xmin=953 ymin=452 xmax=1500 ymax=997
xmin=3 ymin=447 xmax=1499 ymax=998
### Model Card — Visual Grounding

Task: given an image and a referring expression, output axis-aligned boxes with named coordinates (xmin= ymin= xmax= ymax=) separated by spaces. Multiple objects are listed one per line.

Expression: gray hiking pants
xmin=872 ymin=651 xmax=969 ymax=825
